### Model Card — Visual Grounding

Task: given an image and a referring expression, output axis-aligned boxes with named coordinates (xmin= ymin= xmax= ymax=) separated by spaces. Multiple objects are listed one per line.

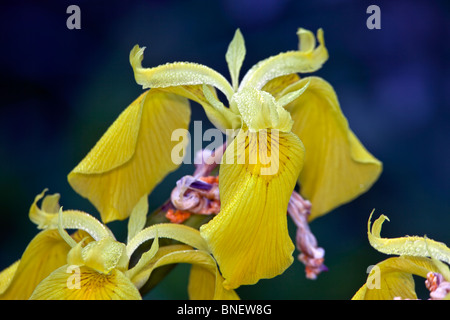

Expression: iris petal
xmin=130 ymin=45 xmax=234 ymax=101
xmin=188 ymin=264 xmax=216 ymax=300
xmin=161 ymin=84 xmax=241 ymax=131
xmin=368 ymin=213 xmax=450 ymax=264
xmin=29 ymin=265 xmax=141 ymax=300
xmin=200 ymin=129 xmax=304 ymax=289
xmin=0 ymin=261 xmax=19 ymax=295
xmin=352 ymin=256 xmax=440 ymax=300
xmin=239 ymin=28 xmax=327 ymax=91
xmin=189 ymin=263 xmax=239 ymax=300
xmin=262 ymin=74 xmax=301 ymax=99
xmin=286 ymin=76 xmax=382 ymax=220
xmin=0 ymin=230 xmax=70 ymax=300
xmin=68 ymin=89 xmax=191 ymax=223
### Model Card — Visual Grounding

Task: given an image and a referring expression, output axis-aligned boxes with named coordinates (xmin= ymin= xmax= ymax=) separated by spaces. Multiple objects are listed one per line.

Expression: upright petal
xmin=29 ymin=190 xmax=113 ymax=240
xmin=239 ymin=28 xmax=327 ymax=91
xmin=0 ymin=229 xmax=70 ymax=300
xmin=29 ymin=266 xmax=141 ymax=300
xmin=368 ymin=213 xmax=450 ymax=264
xmin=128 ymin=244 xmax=238 ymax=300
xmin=261 ymin=74 xmax=301 ymax=99
xmin=200 ymin=129 xmax=305 ymax=289
xmin=130 ymin=45 xmax=240 ymax=132
xmin=225 ymin=29 xmax=246 ymax=91
xmin=68 ymin=89 xmax=191 ymax=223
xmin=286 ymin=77 xmax=382 ymax=220
xmin=130 ymin=45 xmax=234 ymax=101
xmin=161 ymin=84 xmax=241 ymax=132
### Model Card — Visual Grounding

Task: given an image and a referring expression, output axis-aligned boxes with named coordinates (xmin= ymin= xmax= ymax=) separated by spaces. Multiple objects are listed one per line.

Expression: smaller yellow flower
xmin=352 ymin=211 xmax=450 ymax=300
xmin=0 ymin=229 xmax=75 ymax=299
xmin=0 ymin=190 xmax=238 ymax=300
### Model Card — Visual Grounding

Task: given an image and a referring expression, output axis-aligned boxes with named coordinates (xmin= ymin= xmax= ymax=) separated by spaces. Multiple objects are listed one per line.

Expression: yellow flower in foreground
xmin=68 ymin=28 xmax=382 ymax=289
xmin=0 ymin=191 xmax=238 ymax=300
xmin=353 ymin=212 xmax=450 ymax=300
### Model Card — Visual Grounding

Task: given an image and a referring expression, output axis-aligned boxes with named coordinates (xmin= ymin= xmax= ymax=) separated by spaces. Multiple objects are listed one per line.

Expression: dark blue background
xmin=0 ymin=0 xmax=449 ymax=299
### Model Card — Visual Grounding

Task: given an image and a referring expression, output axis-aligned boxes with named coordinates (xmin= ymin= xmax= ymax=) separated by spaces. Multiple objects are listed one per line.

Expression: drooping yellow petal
xmin=68 ymin=89 xmax=191 ymax=223
xmin=188 ymin=264 xmax=216 ymax=300
xmin=285 ymin=76 xmax=382 ymax=220
xmin=352 ymin=256 xmax=440 ymax=300
xmin=150 ymin=249 xmax=239 ymax=300
xmin=188 ymin=264 xmax=239 ymax=300
xmin=211 ymin=273 xmax=240 ymax=300
xmin=200 ymin=129 xmax=305 ymax=289
xmin=29 ymin=265 xmax=141 ymax=300
xmin=0 ymin=261 xmax=19 ymax=295
xmin=0 ymin=229 xmax=70 ymax=300
xmin=368 ymin=213 xmax=450 ymax=263
xmin=429 ymin=254 xmax=450 ymax=282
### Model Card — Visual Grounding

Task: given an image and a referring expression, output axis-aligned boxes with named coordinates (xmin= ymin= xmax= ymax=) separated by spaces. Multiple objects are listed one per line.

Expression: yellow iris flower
xmin=67 ymin=28 xmax=382 ymax=289
xmin=0 ymin=191 xmax=238 ymax=300
xmin=353 ymin=212 xmax=450 ymax=300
